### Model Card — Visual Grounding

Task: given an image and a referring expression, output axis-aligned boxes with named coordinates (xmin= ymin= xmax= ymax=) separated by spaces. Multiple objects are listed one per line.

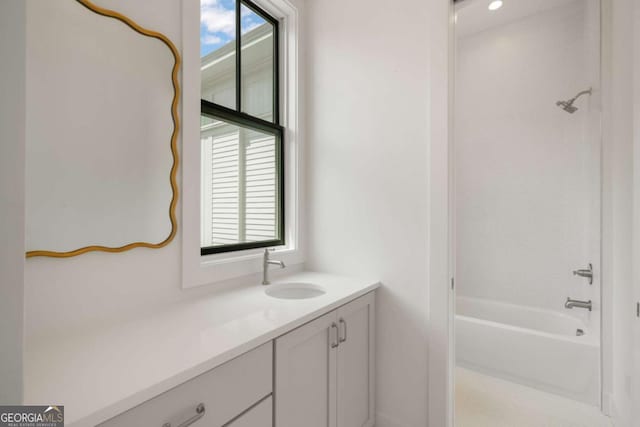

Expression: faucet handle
xmin=572 ymin=263 xmax=593 ymax=285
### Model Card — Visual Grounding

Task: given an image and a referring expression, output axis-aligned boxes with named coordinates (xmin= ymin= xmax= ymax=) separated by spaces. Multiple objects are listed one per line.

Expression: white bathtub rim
xmin=457 ymin=295 xmax=592 ymax=324
xmin=456 ymin=296 xmax=600 ymax=340
xmin=456 ymin=314 xmax=599 ymax=346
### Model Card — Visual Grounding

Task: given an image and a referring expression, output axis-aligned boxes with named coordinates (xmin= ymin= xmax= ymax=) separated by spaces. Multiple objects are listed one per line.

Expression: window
xmin=183 ymin=0 xmax=299 ymax=287
xmin=200 ymin=0 xmax=283 ymax=255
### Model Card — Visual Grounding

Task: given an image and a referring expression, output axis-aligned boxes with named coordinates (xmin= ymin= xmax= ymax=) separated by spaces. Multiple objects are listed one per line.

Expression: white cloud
xmin=241 ymin=21 xmax=261 ymax=34
xmin=240 ymin=4 xmax=253 ymax=17
xmin=202 ymin=34 xmax=223 ymax=45
xmin=201 ymin=2 xmax=235 ymax=37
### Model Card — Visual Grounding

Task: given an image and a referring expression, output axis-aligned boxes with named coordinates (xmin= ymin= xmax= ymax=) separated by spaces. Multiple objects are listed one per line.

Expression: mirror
xmin=25 ymin=0 xmax=180 ymax=258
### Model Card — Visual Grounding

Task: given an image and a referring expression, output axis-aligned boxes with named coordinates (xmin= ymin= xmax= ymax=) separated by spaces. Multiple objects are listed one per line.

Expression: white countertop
xmin=24 ymin=271 xmax=379 ymax=426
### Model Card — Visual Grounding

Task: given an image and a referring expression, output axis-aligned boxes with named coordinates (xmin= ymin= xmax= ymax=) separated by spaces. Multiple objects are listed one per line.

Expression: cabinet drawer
xmin=225 ymin=396 xmax=272 ymax=427
xmin=100 ymin=342 xmax=272 ymax=427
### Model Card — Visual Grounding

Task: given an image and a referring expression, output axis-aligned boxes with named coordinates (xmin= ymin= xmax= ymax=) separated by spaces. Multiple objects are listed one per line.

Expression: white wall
xmin=0 ymin=0 xmax=26 ymax=404
xmin=305 ymin=0 xmax=435 ymax=425
xmin=455 ymin=1 xmax=598 ymax=316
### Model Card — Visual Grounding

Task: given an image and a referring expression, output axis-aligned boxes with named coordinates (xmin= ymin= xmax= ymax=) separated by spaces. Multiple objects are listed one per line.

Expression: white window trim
xmin=181 ymin=0 xmax=304 ymax=288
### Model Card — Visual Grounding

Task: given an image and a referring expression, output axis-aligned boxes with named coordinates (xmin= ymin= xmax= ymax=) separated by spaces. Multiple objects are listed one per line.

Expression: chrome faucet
xmin=262 ymin=248 xmax=285 ymax=285
xmin=564 ymin=297 xmax=592 ymax=312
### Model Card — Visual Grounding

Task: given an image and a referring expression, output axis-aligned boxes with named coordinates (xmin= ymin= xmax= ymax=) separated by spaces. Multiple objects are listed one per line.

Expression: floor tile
xmin=455 ymin=367 xmax=612 ymax=427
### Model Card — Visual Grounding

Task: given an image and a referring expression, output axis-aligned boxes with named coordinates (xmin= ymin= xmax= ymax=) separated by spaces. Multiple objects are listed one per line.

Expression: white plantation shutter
xmin=245 ymin=133 xmax=277 ymax=242
xmin=201 ymin=124 xmax=277 ymax=248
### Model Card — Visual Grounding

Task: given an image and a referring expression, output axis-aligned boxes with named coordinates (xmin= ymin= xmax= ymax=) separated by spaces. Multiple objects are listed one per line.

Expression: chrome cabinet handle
xmin=331 ymin=322 xmax=339 ymax=348
xmin=162 ymin=403 xmax=205 ymax=427
xmin=338 ymin=318 xmax=347 ymax=343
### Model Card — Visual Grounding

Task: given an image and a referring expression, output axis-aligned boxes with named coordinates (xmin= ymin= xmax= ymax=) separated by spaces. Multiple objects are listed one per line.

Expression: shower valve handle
xmin=572 ymin=263 xmax=593 ymax=285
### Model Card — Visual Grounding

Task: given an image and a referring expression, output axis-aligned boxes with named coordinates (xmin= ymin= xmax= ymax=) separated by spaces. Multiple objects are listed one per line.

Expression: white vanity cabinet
xmin=24 ymin=273 xmax=380 ymax=427
xmin=99 ymin=342 xmax=273 ymax=427
xmin=274 ymin=292 xmax=375 ymax=427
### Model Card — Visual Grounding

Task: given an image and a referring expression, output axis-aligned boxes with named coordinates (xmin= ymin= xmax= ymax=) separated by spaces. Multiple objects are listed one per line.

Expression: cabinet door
xmin=275 ymin=311 xmax=338 ymax=427
xmin=336 ymin=292 xmax=375 ymax=427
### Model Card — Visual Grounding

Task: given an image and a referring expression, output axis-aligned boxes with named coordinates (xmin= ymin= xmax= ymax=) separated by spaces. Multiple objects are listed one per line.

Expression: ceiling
xmin=455 ymin=0 xmax=580 ymax=38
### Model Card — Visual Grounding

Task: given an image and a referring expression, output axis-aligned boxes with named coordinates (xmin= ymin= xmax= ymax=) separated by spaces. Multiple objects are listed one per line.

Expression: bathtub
xmin=456 ymin=296 xmax=600 ymax=405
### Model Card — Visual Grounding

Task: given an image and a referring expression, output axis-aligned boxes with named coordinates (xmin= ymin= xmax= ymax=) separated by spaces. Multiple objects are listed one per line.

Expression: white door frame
xmin=426 ymin=1 xmax=455 ymax=426
xmin=430 ymin=0 xmax=611 ymax=425
xmin=632 ymin=0 xmax=640 ymax=420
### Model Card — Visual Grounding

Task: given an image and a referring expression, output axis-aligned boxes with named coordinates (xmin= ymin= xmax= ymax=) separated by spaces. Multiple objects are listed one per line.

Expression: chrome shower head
xmin=556 ymin=88 xmax=592 ymax=114
xmin=556 ymin=100 xmax=578 ymax=114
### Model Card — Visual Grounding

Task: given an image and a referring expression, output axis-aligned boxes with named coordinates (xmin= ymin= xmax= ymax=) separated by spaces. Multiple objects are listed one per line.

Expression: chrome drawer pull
xmin=331 ymin=322 xmax=339 ymax=348
xmin=338 ymin=318 xmax=347 ymax=343
xmin=162 ymin=403 xmax=205 ymax=427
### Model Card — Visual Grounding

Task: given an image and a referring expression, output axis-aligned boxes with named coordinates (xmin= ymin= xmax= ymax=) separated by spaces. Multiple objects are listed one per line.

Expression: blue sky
xmin=200 ymin=0 xmax=266 ymax=57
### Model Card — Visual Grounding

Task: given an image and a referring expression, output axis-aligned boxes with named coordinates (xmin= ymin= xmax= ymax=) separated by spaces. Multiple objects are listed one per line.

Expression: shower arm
xmin=568 ymin=88 xmax=592 ymax=104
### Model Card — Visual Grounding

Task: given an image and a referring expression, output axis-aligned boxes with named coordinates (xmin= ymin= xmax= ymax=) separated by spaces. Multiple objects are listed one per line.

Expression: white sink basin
xmin=265 ymin=282 xmax=326 ymax=300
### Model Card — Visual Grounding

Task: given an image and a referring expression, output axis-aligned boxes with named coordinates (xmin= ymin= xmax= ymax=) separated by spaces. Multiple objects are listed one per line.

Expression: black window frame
xmin=200 ymin=0 xmax=284 ymax=256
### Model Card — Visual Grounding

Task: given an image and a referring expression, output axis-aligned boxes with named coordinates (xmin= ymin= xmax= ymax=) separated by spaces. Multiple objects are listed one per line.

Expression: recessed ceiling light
xmin=488 ymin=0 xmax=503 ymax=11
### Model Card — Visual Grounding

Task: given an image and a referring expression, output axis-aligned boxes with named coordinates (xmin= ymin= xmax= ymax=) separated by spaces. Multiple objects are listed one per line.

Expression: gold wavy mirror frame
xmin=26 ymin=0 xmax=180 ymax=258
